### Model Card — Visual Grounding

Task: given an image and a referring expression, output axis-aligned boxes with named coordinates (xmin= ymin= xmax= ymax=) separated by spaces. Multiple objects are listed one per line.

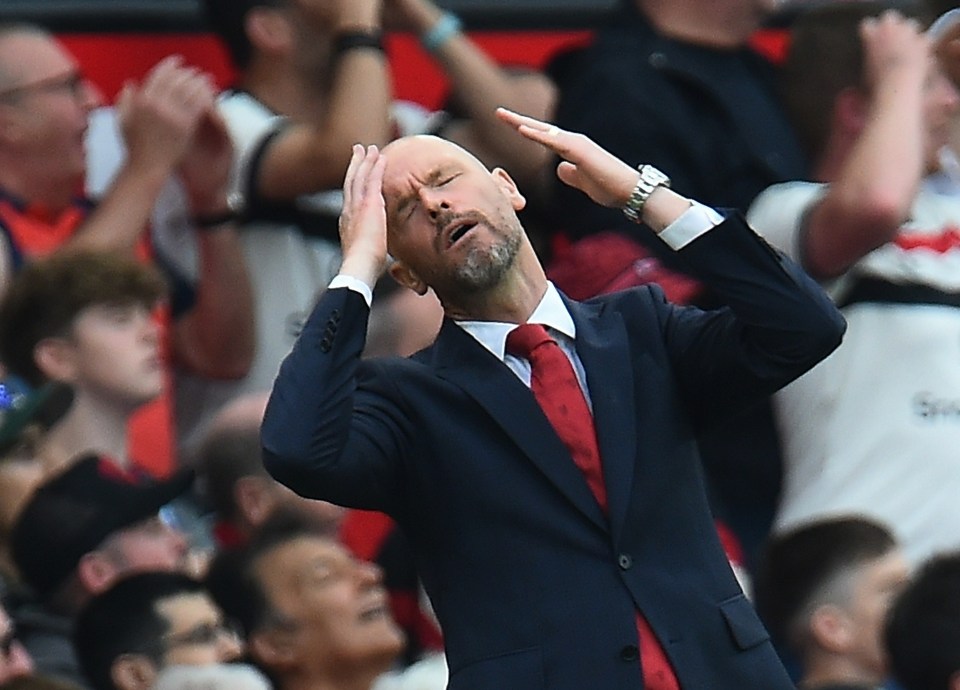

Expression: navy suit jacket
xmin=262 ymin=214 xmax=844 ymax=690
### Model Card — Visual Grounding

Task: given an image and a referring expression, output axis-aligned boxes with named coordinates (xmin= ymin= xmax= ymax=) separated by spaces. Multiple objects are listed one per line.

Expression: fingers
xmin=556 ymin=161 xmax=579 ymax=190
xmin=115 ymin=81 xmax=134 ymax=119
xmin=496 ymin=107 xmax=552 ymax=131
xmin=141 ymin=55 xmax=216 ymax=123
xmin=342 ymin=144 xmax=365 ymax=208
xmin=349 ymin=144 xmax=382 ymax=210
xmin=338 ymin=144 xmax=389 ymax=284
xmin=342 ymin=144 xmax=385 ymax=230
xmin=497 ymin=107 xmax=568 ymax=155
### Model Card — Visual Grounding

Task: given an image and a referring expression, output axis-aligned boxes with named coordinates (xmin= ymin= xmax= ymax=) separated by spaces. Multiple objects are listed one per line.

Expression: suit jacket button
xmin=620 ymin=644 xmax=639 ymax=662
xmin=319 ymin=338 xmax=332 ymax=352
xmin=618 ymin=553 xmax=633 ymax=570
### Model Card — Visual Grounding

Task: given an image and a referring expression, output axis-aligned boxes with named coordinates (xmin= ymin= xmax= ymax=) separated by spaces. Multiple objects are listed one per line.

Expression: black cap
xmin=0 ymin=383 xmax=73 ymax=456
xmin=10 ymin=455 xmax=193 ymax=598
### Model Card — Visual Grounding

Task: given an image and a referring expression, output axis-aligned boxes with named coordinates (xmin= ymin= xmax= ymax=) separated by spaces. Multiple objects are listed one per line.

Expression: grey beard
xmin=453 ymin=227 xmax=522 ymax=292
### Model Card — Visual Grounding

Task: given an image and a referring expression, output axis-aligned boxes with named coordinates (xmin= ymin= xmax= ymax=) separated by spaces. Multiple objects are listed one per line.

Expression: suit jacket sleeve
xmin=646 ymin=212 xmax=845 ymax=424
xmin=261 ymin=287 xmax=409 ymax=514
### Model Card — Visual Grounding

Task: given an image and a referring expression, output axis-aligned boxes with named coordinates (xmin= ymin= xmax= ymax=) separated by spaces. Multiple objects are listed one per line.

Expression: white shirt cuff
xmin=657 ymin=201 xmax=725 ymax=250
xmin=329 ymin=274 xmax=374 ymax=307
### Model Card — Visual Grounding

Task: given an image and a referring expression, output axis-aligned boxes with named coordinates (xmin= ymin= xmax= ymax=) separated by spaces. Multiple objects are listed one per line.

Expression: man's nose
xmin=419 ymin=188 xmax=451 ymax=218
xmin=80 ymin=79 xmax=104 ymax=111
xmin=7 ymin=641 xmax=34 ymax=679
xmin=355 ymin=559 xmax=385 ymax=586
xmin=216 ymin=628 xmax=244 ymax=662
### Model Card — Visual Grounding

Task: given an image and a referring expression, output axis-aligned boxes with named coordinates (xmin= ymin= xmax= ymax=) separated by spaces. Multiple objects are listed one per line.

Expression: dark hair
xmin=927 ymin=0 xmax=960 ymax=19
xmin=886 ymin=552 xmax=960 ymax=690
xmin=753 ymin=515 xmax=897 ymax=651
xmin=198 ymin=424 xmax=266 ymax=521
xmin=206 ymin=510 xmax=320 ymax=638
xmin=0 ymin=251 xmax=165 ymax=386
xmin=201 ymin=0 xmax=286 ymax=70
xmin=782 ymin=0 xmax=928 ymax=163
xmin=74 ymin=572 xmax=206 ymax=690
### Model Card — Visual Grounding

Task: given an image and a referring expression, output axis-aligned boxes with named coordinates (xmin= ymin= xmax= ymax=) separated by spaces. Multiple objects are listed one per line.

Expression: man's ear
xmin=492 ymin=168 xmax=526 ymax=212
xmin=250 ymin=629 xmax=299 ymax=672
xmin=388 ymin=262 xmax=428 ymax=296
xmin=809 ymin=603 xmax=854 ymax=654
xmin=245 ymin=6 xmax=295 ymax=57
xmin=948 ymin=667 xmax=960 ymax=690
xmin=77 ymin=550 xmax=120 ymax=596
xmin=33 ymin=337 xmax=76 ymax=384
xmin=111 ymin=654 xmax=157 ymax=690
xmin=234 ymin=475 xmax=280 ymax=529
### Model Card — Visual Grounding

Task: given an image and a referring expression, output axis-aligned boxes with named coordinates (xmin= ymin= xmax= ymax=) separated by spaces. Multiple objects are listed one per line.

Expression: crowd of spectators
xmin=1 ymin=0 xmax=960 ymax=687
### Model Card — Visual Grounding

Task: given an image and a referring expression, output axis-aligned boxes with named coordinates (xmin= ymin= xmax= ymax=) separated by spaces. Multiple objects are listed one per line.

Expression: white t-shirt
xmin=747 ymin=180 xmax=960 ymax=563
xmin=86 ymin=99 xmax=343 ymax=452
xmin=175 ymin=91 xmax=346 ymax=450
xmin=86 ymin=96 xmax=448 ymax=454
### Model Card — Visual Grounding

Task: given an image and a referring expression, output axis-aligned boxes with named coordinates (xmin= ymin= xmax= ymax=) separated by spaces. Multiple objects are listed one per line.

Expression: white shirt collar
xmin=456 ymin=282 xmax=576 ymax=361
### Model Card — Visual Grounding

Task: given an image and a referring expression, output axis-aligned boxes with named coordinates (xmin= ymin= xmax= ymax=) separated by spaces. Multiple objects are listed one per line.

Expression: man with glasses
xmin=0 ymin=23 xmax=255 ymax=476
xmin=7 ymin=455 xmax=192 ymax=687
xmin=0 ymin=600 xmax=32 ymax=684
xmin=74 ymin=572 xmax=242 ymax=690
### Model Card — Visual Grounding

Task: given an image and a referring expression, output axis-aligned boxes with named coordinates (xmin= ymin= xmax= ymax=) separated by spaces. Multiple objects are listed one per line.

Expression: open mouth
xmin=445 ymin=221 xmax=478 ymax=248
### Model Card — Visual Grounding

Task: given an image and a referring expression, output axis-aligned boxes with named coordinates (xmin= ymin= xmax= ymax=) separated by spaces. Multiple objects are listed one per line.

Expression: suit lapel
xmin=566 ymin=297 xmax=639 ymax=546
xmin=432 ymin=319 xmax=607 ymax=532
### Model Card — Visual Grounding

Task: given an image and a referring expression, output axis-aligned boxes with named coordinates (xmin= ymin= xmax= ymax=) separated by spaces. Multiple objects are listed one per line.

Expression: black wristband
xmin=332 ymin=31 xmax=385 ymax=60
xmin=192 ymin=210 xmax=237 ymax=230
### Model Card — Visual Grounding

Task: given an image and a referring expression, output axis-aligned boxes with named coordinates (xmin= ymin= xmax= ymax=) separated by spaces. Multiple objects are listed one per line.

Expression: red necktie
xmin=506 ymin=323 xmax=681 ymax=690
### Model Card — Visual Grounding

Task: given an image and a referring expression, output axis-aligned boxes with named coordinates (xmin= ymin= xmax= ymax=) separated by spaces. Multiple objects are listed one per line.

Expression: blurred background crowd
xmin=2 ymin=0 xmax=960 ymax=688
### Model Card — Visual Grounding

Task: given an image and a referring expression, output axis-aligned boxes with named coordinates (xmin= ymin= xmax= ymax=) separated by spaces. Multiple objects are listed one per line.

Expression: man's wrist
xmin=338 ymin=256 xmax=383 ymax=290
xmin=190 ymin=190 xmax=243 ymax=229
xmin=622 ymin=164 xmax=671 ymax=224
xmin=421 ymin=12 xmax=463 ymax=53
xmin=332 ymin=30 xmax=386 ymax=60
xmin=329 ymin=274 xmax=374 ymax=307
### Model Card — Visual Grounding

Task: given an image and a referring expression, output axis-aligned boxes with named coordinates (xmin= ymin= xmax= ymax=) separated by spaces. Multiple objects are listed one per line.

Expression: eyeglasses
xmin=163 ymin=619 xmax=242 ymax=650
xmin=0 ymin=71 xmax=87 ymax=102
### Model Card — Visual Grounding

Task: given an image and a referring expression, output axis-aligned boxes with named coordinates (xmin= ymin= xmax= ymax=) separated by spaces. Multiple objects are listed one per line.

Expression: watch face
xmin=622 ymin=166 xmax=671 ymax=223
xmin=640 ymin=165 xmax=670 ymax=187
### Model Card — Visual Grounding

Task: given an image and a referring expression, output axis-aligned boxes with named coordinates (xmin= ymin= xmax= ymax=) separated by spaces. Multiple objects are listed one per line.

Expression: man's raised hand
xmin=496 ymin=108 xmax=639 ymax=210
xmin=338 ymin=144 xmax=389 ymax=287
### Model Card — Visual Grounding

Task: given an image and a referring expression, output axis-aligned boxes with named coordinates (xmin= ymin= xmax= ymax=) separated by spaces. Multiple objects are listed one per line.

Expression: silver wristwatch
xmin=622 ymin=164 xmax=671 ymax=223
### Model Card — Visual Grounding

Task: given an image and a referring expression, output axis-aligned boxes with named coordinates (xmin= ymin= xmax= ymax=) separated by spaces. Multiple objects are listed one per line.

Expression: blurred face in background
xmin=155 ymin=592 xmax=244 ymax=667
xmin=0 ymin=31 xmax=100 ymax=189
xmin=251 ymin=536 xmax=404 ymax=680
xmin=49 ymin=302 xmax=163 ymax=411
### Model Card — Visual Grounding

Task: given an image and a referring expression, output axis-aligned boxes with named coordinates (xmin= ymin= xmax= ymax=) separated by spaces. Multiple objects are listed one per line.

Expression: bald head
xmin=0 ymin=24 xmax=54 ymax=92
xmin=380 ymin=134 xmax=511 ymax=240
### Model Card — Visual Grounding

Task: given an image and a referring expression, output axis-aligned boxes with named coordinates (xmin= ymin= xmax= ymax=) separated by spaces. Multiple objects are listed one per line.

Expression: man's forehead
xmin=157 ymin=592 xmax=218 ymax=624
xmin=384 ymin=136 xmax=480 ymax=176
xmin=260 ymin=535 xmax=341 ymax=573
xmin=0 ymin=32 xmax=73 ymax=82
